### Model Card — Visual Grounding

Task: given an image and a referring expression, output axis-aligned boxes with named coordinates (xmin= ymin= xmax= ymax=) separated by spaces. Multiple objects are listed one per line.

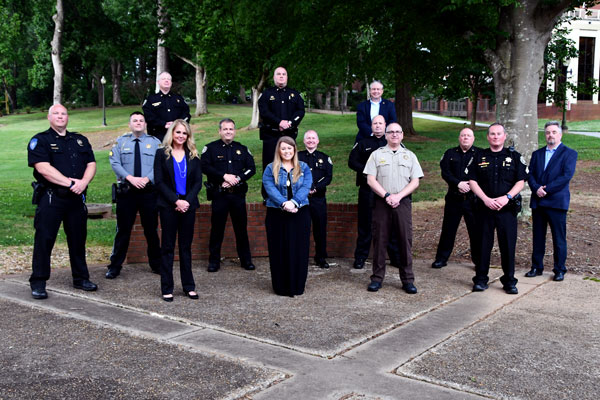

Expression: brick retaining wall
xmin=126 ymin=203 xmax=359 ymax=263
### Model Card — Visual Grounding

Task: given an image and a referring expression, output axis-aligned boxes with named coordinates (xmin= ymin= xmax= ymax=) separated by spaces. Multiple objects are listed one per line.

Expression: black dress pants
xmin=434 ymin=194 xmax=480 ymax=266
xmin=209 ymin=192 xmax=252 ymax=265
xmin=159 ymin=207 xmax=196 ymax=295
xmin=473 ymin=207 xmax=518 ymax=288
xmin=308 ymin=196 xmax=328 ymax=261
xmin=30 ymin=191 xmax=90 ymax=289
xmin=109 ymin=189 xmax=161 ymax=271
xmin=265 ymin=206 xmax=311 ymax=296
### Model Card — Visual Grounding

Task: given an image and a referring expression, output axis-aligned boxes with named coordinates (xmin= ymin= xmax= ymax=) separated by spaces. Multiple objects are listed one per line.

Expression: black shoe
xmin=162 ymin=294 xmax=173 ymax=302
xmin=31 ymin=288 xmax=48 ymax=300
xmin=524 ymin=268 xmax=542 ymax=277
xmin=73 ymin=280 xmax=98 ymax=291
xmin=183 ymin=290 xmax=199 ymax=299
xmin=105 ymin=267 xmax=120 ymax=279
xmin=207 ymin=263 xmax=220 ymax=272
xmin=243 ymin=263 xmax=256 ymax=271
xmin=431 ymin=260 xmax=447 ymax=269
xmin=553 ymin=272 xmax=565 ymax=281
xmin=402 ymin=283 xmax=418 ymax=294
xmin=367 ymin=281 xmax=382 ymax=292
xmin=504 ymin=286 xmax=518 ymax=294
xmin=316 ymin=259 xmax=330 ymax=269
xmin=472 ymin=283 xmax=489 ymax=292
xmin=353 ymin=258 xmax=365 ymax=269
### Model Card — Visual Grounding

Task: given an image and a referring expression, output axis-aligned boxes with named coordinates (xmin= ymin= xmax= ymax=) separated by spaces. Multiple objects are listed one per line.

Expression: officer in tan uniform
xmin=363 ymin=123 xmax=424 ymax=294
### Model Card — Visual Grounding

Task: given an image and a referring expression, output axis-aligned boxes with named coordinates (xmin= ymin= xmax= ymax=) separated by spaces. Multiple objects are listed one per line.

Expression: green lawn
xmin=538 ymin=118 xmax=600 ymax=132
xmin=1 ymin=105 xmax=598 ymax=247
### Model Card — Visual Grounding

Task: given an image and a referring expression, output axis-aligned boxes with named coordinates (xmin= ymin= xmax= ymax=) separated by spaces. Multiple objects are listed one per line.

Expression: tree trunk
xmin=156 ymin=0 xmax=169 ymax=92
xmin=175 ymin=53 xmax=207 ymax=116
xmin=395 ymin=81 xmax=415 ymax=136
xmin=470 ymin=94 xmax=478 ymax=130
xmin=484 ymin=0 xmax=572 ymax=217
xmin=333 ymin=86 xmax=340 ymax=110
xmin=315 ymin=92 xmax=323 ymax=109
xmin=341 ymin=86 xmax=348 ymax=111
xmin=324 ymin=91 xmax=331 ymax=110
xmin=239 ymin=85 xmax=247 ymax=104
xmin=249 ymin=70 xmax=268 ymax=129
xmin=111 ymin=59 xmax=123 ymax=105
xmin=51 ymin=0 xmax=64 ymax=105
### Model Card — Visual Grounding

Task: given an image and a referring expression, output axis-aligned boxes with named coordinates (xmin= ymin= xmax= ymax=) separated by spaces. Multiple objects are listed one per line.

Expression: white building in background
xmin=547 ymin=5 xmax=600 ymax=107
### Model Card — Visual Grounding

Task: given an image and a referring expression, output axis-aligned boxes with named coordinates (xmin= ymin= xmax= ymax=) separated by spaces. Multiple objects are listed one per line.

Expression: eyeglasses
xmin=386 ymin=130 xmax=403 ymax=135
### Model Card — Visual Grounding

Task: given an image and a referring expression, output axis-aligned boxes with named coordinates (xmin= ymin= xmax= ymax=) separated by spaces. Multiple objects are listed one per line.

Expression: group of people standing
xmin=26 ymin=68 xmax=577 ymax=302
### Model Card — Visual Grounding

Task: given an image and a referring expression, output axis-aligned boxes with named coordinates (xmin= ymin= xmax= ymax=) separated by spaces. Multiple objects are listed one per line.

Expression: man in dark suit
xmin=355 ymin=80 xmax=397 ymax=143
xmin=526 ymin=120 xmax=577 ymax=282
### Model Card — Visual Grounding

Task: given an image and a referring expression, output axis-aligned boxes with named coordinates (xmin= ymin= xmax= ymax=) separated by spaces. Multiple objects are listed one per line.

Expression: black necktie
xmin=134 ymin=139 xmax=142 ymax=177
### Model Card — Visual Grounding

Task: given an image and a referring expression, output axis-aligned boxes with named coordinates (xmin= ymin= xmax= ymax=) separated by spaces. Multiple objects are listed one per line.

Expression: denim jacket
xmin=262 ymin=161 xmax=312 ymax=208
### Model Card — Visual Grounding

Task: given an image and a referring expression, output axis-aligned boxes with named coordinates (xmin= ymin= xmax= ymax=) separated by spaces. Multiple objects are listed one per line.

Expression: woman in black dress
xmin=262 ymin=136 xmax=313 ymax=296
xmin=154 ymin=119 xmax=202 ymax=302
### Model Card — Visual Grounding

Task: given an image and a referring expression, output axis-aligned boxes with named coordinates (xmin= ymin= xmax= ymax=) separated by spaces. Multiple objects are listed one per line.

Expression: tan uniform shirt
xmin=363 ymin=144 xmax=424 ymax=193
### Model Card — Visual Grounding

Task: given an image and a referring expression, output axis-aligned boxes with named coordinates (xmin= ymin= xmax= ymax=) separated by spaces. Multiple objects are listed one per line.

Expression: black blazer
xmin=154 ymin=147 xmax=202 ymax=210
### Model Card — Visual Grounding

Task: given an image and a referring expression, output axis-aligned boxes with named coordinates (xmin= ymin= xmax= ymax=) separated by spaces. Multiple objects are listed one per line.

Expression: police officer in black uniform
xmin=467 ymin=122 xmax=528 ymax=294
xmin=106 ymin=112 xmax=162 ymax=279
xmin=432 ymin=128 xmax=481 ymax=269
xmin=298 ymin=130 xmax=333 ymax=268
xmin=258 ymin=67 xmax=305 ymax=198
xmin=348 ymin=115 xmax=401 ymax=269
xmin=27 ymin=104 xmax=98 ymax=299
xmin=142 ymin=71 xmax=191 ymax=142
xmin=201 ymin=118 xmax=256 ymax=272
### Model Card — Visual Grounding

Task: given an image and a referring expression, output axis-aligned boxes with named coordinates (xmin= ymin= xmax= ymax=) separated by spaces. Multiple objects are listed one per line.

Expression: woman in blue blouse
xmin=262 ymin=136 xmax=313 ymax=296
xmin=154 ymin=120 xmax=202 ymax=302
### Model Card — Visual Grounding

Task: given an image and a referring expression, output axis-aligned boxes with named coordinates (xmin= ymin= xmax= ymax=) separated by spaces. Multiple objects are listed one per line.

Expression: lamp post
xmin=560 ymin=67 xmax=572 ymax=134
xmin=100 ymin=76 xmax=107 ymax=126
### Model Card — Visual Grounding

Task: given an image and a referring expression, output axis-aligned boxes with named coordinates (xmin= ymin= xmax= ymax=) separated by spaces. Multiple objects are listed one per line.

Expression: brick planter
xmin=126 ymin=203 xmax=359 ymax=263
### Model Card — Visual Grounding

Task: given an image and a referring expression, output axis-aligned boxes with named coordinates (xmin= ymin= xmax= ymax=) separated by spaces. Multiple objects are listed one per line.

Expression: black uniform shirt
xmin=200 ymin=139 xmax=256 ymax=187
xmin=348 ymin=135 xmax=388 ymax=187
xmin=28 ymin=128 xmax=95 ymax=187
xmin=467 ymin=147 xmax=528 ymax=198
xmin=258 ymin=86 xmax=305 ymax=136
xmin=298 ymin=149 xmax=333 ymax=197
xmin=142 ymin=91 xmax=191 ymax=140
xmin=440 ymin=146 xmax=481 ymax=194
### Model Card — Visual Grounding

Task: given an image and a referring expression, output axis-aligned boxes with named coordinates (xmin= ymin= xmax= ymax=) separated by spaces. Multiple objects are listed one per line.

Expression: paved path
xmin=1 ymin=259 xmax=598 ymax=399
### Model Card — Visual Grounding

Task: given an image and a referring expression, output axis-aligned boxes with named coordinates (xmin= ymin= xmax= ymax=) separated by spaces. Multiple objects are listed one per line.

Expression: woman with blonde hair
xmin=154 ymin=119 xmax=202 ymax=302
xmin=262 ymin=136 xmax=313 ymax=296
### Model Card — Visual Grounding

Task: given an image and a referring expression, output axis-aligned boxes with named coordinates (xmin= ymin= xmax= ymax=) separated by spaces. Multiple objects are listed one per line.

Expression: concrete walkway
xmin=1 ymin=259 xmax=598 ymax=399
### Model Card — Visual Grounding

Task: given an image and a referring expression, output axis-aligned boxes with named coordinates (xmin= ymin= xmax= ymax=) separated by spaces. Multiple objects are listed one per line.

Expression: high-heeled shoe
xmin=162 ymin=294 xmax=174 ymax=302
xmin=184 ymin=290 xmax=199 ymax=299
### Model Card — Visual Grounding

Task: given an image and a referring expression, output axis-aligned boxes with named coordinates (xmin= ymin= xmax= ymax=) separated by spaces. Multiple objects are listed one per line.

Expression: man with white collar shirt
xmin=355 ymin=80 xmax=397 ymax=143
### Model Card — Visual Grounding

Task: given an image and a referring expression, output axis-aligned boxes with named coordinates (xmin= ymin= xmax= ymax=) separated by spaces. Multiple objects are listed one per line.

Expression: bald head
xmin=303 ymin=129 xmax=319 ymax=152
xmin=371 ymin=115 xmax=386 ymax=137
xmin=48 ymin=104 xmax=69 ymax=134
xmin=458 ymin=128 xmax=475 ymax=151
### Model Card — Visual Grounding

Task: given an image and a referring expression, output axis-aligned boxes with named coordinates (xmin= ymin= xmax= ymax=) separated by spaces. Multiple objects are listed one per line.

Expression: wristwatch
xmin=506 ymin=193 xmax=512 ymax=200
xmin=384 ymin=192 xmax=391 ymax=199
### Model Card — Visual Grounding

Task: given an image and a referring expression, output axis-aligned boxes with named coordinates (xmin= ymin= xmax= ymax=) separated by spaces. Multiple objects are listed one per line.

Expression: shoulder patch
xmin=29 ymin=138 xmax=38 ymax=150
xmin=520 ymin=155 xmax=526 ymax=165
xmin=328 ymin=156 xmax=333 ymax=165
xmin=109 ymin=150 xmax=113 ymax=157
xmin=142 ymin=99 xmax=147 ymax=106
xmin=247 ymin=148 xmax=252 ymax=156
xmin=352 ymin=143 xmax=358 ymax=150
xmin=202 ymin=146 xmax=207 ymax=154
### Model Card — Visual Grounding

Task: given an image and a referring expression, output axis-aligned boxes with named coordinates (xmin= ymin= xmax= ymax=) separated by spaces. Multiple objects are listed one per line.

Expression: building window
xmin=577 ymin=36 xmax=595 ymax=100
